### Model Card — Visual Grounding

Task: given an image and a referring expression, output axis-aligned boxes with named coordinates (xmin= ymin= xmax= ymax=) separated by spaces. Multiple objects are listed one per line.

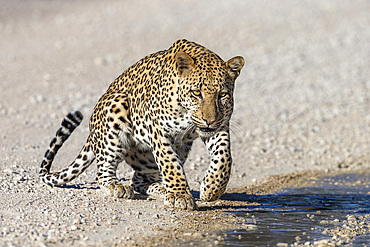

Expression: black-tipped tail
xmin=39 ymin=111 xmax=83 ymax=180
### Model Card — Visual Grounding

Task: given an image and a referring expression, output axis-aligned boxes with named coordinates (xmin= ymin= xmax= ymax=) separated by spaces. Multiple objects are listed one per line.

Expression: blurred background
xmin=0 ymin=0 xmax=369 ymax=187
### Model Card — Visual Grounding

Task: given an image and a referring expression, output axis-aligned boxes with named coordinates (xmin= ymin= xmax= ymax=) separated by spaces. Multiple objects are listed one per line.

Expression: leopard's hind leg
xmin=124 ymin=146 xmax=165 ymax=199
xmin=92 ymin=94 xmax=135 ymax=199
xmin=95 ymin=156 xmax=134 ymax=199
xmin=132 ymin=172 xmax=165 ymax=199
xmin=93 ymin=130 xmax=134 ymax=199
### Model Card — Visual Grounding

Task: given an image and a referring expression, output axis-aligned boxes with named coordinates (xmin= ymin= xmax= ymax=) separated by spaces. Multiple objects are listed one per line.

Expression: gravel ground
xmin=0 ymin=0 xmax=369 ymax=246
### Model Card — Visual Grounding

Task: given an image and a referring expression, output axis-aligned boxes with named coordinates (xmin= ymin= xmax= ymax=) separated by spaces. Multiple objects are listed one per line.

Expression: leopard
xmin=39 ymin=39 xmax=244 ymax=210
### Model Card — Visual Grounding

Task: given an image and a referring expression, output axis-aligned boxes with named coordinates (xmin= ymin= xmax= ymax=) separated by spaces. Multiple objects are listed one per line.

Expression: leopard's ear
xmin=226 ymin=56 xmax=244 ymax=80
xmin=176 ymin=51 xmax=194 ymax=77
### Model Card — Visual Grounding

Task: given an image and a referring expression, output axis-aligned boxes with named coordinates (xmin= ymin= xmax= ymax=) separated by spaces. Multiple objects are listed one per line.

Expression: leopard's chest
xmin=131 ymin=109 xmax=197 ymax=148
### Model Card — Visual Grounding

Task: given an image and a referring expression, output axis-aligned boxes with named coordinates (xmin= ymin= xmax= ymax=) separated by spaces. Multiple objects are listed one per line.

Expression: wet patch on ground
xmin=223 ymin=172 xmax=369 ymax=246
xmin=143 ymin=170 xmax=369 ymax=247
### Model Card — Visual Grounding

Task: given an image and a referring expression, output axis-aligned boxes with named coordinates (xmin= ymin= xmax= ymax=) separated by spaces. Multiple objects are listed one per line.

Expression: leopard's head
xmin=176 ymin=50 xmax=244 ymax=138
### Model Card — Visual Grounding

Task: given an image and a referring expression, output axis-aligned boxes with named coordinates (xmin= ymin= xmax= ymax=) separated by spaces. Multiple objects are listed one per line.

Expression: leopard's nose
xmin=203 ymin=118 xmax=215 ymax=126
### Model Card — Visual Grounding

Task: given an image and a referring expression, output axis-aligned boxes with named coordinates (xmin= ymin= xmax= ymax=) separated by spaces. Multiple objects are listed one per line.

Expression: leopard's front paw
xmin=164 ymin=191 xmax=198 ymax=210
xmin=200 ymin=190 xmax=222 ymax=202
xmin=105 ymin=181 xmax=134 ymax=199
xmin=200 ymin=182 xmax=225 ymax=202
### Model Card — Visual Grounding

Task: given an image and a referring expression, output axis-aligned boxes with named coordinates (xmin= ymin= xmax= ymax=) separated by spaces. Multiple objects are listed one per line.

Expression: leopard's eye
xmin=192 ymin=90 xmax=201 ymax=97
xmin=219 ymin=92 xmax=228 ymax=98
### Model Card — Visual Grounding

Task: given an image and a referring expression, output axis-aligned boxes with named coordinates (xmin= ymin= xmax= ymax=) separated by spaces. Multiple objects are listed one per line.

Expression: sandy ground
xmin=0 ymin=0 xmax=369 ymax=246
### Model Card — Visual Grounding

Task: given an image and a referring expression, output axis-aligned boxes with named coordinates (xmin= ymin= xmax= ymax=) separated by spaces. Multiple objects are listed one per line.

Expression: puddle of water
xmin=224 ymin=172 xmax=370 ymax=246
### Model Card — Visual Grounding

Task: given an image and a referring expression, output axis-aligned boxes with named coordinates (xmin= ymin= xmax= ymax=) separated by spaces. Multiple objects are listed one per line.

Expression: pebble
xmin=243 ymin=224 xmax=257 ymax=229
xmin=346 ymin=215 xmax=356 ymax=222
xmin=93 ymin=57 xmax=106 ymax=66
xmin=276 ymin=243 xmax=288 ymax=247
xmin=153 ymin=214 xmax=160 ymax=219
xmin=4 ymin=168 xmax=12 ymax=173
xmin=43 ymin=73 xmax=53 ymax=82
xmin=314 ymin=239 xmax=329 ymax=245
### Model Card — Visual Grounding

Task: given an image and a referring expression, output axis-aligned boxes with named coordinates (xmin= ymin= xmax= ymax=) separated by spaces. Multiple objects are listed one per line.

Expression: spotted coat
xmin=39 ymin=39 xmax=244 ymax=210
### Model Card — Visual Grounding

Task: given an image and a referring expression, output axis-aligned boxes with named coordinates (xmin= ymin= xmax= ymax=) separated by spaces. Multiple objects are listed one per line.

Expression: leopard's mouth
xmin=198 ymin=127 xmax=216 ymax=133
xmin=196 ymin=127 xmax=218 ymax=138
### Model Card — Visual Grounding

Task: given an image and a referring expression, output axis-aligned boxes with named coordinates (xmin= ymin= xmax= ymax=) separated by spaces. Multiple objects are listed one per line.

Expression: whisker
xmin=229 ymin=117 xmax=246 ymax=142
xmin=230 ymin=127 xmax=242 ymax=142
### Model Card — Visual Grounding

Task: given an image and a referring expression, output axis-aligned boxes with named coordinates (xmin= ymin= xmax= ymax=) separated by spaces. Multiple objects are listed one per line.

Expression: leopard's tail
xmin=39 ymin=111 xmax=95 ymax=187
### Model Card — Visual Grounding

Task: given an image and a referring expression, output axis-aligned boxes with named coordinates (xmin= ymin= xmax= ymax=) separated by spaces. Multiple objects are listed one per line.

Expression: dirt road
xmin=0 ymin=0 xmax=369 ymax=246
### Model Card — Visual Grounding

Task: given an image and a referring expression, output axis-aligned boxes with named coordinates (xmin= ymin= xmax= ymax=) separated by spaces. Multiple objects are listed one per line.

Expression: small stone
xmin=94 ymin=57 xmax=106 ymax=66
xmin=15 ymin=174 xmax=25 ymax=182
xmin=4 ymin=168 xmax=12 ymax=174
xmin=347 ymin=215 xmax=356 ymax=222
xmin=2 ymin=227 xmax=9 ymax=234
xmin=190 ymin=163 xmax=196 ymax=170
xmin=36 ymin=94 xmax=45 ymax=103
xmin=244 ymin=224 xmax=257 ymax=229
xmin=153 ymin=214 xmax=160 ymax=219
xmin=277 ymin=243 xmax=288 ymax=247
xmin=43 ymin=74 xmax=53 ymax=82
xmin=70 ymin=225 xmax=77 ymax=231
xmin=35 ymin=241 xmax=47 ymax=247
xmin=314 ymin=239 xmax=329 ymax=245
xmin=73 ymin=219 xmax=81 ymax=225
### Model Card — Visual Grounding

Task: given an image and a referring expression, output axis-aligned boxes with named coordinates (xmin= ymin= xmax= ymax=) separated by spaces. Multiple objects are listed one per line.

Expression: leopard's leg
xmin=93 ymin=128 xmax=134 ymax=199
xmin=200 ymin=127 xmax=232 ymax=202
xmin=96 ymin=158 xmax=134 ymax=199
xmin=132 ymin=172 xmax=165 ymax=199
xmin=124 ymin=146 xmax=165 ymax=199
xmin=130 ymin=140 xmax=193 ymax=200
xmin=151 ymin=129 xmax=197 ymax=210
xmin=92 ymin=93 xmax=134 ymax=199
